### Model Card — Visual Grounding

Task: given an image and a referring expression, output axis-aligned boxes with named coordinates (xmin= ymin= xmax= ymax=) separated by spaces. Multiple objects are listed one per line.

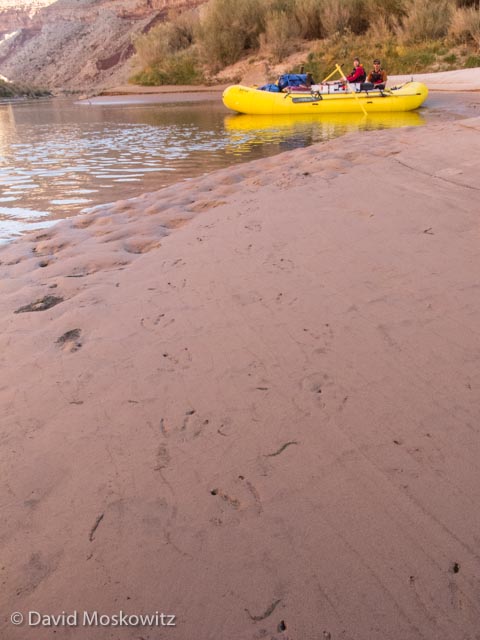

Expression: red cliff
xmin=0 ymin=0 xmax=205 ymax=90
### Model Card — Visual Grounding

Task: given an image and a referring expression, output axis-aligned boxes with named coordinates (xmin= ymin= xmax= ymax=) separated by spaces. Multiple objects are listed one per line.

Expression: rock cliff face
xmin=0 ymin=1 xmax=56 ymax=35
xmin=0 ymin=0 xmax=205 ymax=90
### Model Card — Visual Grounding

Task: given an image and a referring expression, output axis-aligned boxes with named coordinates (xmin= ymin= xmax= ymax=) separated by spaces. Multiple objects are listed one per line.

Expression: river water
xmin=0 ymin=92 xmax=478 ymax=242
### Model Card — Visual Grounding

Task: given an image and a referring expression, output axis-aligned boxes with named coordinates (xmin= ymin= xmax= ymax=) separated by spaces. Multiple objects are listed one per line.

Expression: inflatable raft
xmin=222 ymin=81 xmax=428 ymax=115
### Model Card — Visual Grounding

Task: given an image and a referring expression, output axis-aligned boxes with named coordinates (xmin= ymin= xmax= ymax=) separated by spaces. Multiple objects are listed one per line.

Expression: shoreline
xmin=95 ymin=67 xmax=480 ymax=99
xmin=1 ymin=112 xmax=480 ymax=638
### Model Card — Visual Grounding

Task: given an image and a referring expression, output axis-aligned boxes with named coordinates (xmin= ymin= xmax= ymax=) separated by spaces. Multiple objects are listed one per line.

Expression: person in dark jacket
xmin=346 ymin=57 xmax=366 ymax=83
xmin=366 ymin=59 xmax=387 ymax=89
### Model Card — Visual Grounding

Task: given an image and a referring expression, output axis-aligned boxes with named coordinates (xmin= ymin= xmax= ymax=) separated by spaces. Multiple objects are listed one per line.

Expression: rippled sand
xmin=1 ymin=108 xmax=480 ymax=639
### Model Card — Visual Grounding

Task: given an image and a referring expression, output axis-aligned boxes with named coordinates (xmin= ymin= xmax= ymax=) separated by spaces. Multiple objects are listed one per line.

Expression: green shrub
xmin=130 ymin=0 xmax=480 ymax=80
xmin=0 ymin=79 xmax=50 ymax=97
xmin=133 ymin=10 xmax=199 ymax=70
xmin=133 ymin=27 xmax=170 ymax=69
xmin=299 ymin=30 xmax=473 ymax=78
xmin=130 ymin=49 xmax=204 ymax=85
xmin=167 ymin=8 xmax=199 ymax=49
xmin=165 ymin=49 xmax=205 ymax=84
xmin=465 ymin=54 xmax=480 ymax=66
xmin=130 ymin=68 xmax=166 ymax=86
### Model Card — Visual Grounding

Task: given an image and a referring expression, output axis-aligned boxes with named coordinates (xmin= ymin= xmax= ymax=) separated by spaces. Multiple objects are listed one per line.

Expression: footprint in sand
xmin=72 ymin=214 xmax=96 ymax=229
xmin=32 ymin=240 xmax=67 ymax=258
xmin=209 ymin=474 xmax=262 ymax=526
xmin=188 ymin=199 xmax=227 ymax=213
xmin=17 ymin=551 xmax=63 ymax=597
xmin=56 ymin=328 xmax=82 ymax=353
xmin=180 ymin=410 xmax=210 ymax=441
xmin=15 ymin=295 xmax=64 ymax=314
xmin=159 ymin=410 xmax=210 ymax=444
xmin=160 ymin=347 xmax=192 ymax=372
xmin=123 ymin=237 xmax=163 ymax=255
xmin=298 ymin=323 xmax=334 ymax=351
xmin=154 ymin=445 xmax=171 ymax=471
xmin=140 ymin=313 xmax=175 ymax=333
xmin=34 ymin=232 xmax=53 ymax=242
xmin=267 ymin=256 xmax=296 ymax=274
xmin=244 ymin=222 xmax=262 ymax=232
xmin=299 ymin=371 xmax=347 ymax=413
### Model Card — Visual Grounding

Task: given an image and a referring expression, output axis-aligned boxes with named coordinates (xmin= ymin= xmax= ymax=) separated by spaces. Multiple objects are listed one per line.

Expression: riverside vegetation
xmin=0 ymin=77 xmax=51 ymax=99
xmin=130 ymin=0 xmax=480 ymax=86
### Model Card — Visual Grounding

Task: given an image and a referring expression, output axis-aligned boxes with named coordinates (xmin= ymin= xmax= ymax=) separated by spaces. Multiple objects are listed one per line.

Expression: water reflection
xmin=0 ymin=96 xmax=430 ymax=242
xmin=224 ymin=110 xmax=425 ymax=153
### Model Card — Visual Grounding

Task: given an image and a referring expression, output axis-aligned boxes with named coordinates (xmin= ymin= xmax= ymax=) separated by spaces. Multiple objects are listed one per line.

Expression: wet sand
xmin=84 ymin=89 xmax=227 ymax=105
xmin=1 ymin=73 xmax=480 ymax=640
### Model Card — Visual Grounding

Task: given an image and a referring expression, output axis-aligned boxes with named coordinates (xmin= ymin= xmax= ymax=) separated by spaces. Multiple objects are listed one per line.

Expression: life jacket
xmin=369 ymin=70 xmax=384 ymax=84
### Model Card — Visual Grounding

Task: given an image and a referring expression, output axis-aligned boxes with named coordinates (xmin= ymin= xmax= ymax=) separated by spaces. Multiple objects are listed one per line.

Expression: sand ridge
xmin=1 ymin=116 xmax=480 ymax=639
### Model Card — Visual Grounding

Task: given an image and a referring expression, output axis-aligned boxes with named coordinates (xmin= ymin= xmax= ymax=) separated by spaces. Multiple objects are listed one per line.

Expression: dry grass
xmin=293 ymin=0 xmax=323 ymax=39
xmin=133 ymin=9 xmax=200 ymax=70
xmin=130 ymin=0 xmax=480 ymax=84
xmin=199 ymin=0 xmax=266 ymax=70
xmin=449 ymin=6 xmax=480 ymax=48
xmin=399 ymin=0 xmax=455 ymax=43
xmin=260 ymin=11 xmax=300 ymax=62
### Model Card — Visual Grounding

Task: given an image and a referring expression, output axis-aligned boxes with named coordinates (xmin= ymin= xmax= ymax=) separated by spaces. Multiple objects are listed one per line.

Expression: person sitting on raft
xmin=346 ymin=57 xmax=366 ymax=84
xmin=366 ymin=59 xmax=387 ymax=89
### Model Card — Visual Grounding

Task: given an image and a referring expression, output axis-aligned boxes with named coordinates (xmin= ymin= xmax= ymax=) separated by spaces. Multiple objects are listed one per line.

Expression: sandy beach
xmin=1 ymin=76 xmax=480 ymax=639
xmin=96 ymin=67 xmax=480 ymax=101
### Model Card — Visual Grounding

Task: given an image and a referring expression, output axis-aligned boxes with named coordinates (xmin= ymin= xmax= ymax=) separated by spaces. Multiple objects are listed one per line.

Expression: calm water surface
xmin=0 ymin=92 xmax=477 ymax=242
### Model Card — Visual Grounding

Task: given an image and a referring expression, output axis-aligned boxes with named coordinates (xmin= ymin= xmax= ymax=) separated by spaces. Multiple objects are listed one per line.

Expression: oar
xmin=322 ymin=67 xmax=341 ymax=83
xmin=335 ymin=63 xmax=368 ymax=116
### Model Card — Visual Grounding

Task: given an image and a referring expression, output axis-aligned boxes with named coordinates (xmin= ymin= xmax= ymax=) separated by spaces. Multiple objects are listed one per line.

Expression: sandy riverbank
xmin=96 ymin=67 xmax=480 ymax=100
xmin=1 ymin=99 xmax=480 ymax=639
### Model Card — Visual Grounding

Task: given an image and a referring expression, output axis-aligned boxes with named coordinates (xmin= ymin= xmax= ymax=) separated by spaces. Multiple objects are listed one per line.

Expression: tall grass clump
xmin=131 ymin=10 xmax=204 ymax=85
xmin=199 ymin=0 xmax=265 ymax=70
xmin=316 ymin=0 xmax=406 ymax=38
xmin=134 ymin=26 xmax=171 ymax=70
xmin=455 ymin=0 xmax=480 ymax=6
xmin=131 ymin=0 xmax=480 ymax=84
xmin=363 ymin=0 xmax=407 ymax=30
xmin=261 ymin=10 xmax=300 ymax=62
xmin=131 ymin=49 xmax=204 ymax=85
xmin=133 ymin=10 xmax=199 ymax=66
xmin=293 ymin=0 xmax=323 ymax=39
xmin=449 ymin=6 xmax=480 ymax=48
xmin=399 ymin=0 xmax=454 ymax=43
xmin=320 ymin=0 xmax=353 ymax=35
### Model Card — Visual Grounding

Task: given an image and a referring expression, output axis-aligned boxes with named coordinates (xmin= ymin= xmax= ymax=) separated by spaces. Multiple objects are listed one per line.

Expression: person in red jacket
xmin=346 ymin=57 xmax=366 ymax=84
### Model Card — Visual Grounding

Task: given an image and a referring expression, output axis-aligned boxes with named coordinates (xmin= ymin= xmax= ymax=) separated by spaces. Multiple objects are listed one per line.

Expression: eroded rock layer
xmin=0 ymin=0 xmax=204 ymax=90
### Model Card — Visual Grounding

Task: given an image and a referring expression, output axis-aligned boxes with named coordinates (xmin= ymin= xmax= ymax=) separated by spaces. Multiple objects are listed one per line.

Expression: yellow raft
xmin=222 ymin=82 xmax=428 ymax=115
